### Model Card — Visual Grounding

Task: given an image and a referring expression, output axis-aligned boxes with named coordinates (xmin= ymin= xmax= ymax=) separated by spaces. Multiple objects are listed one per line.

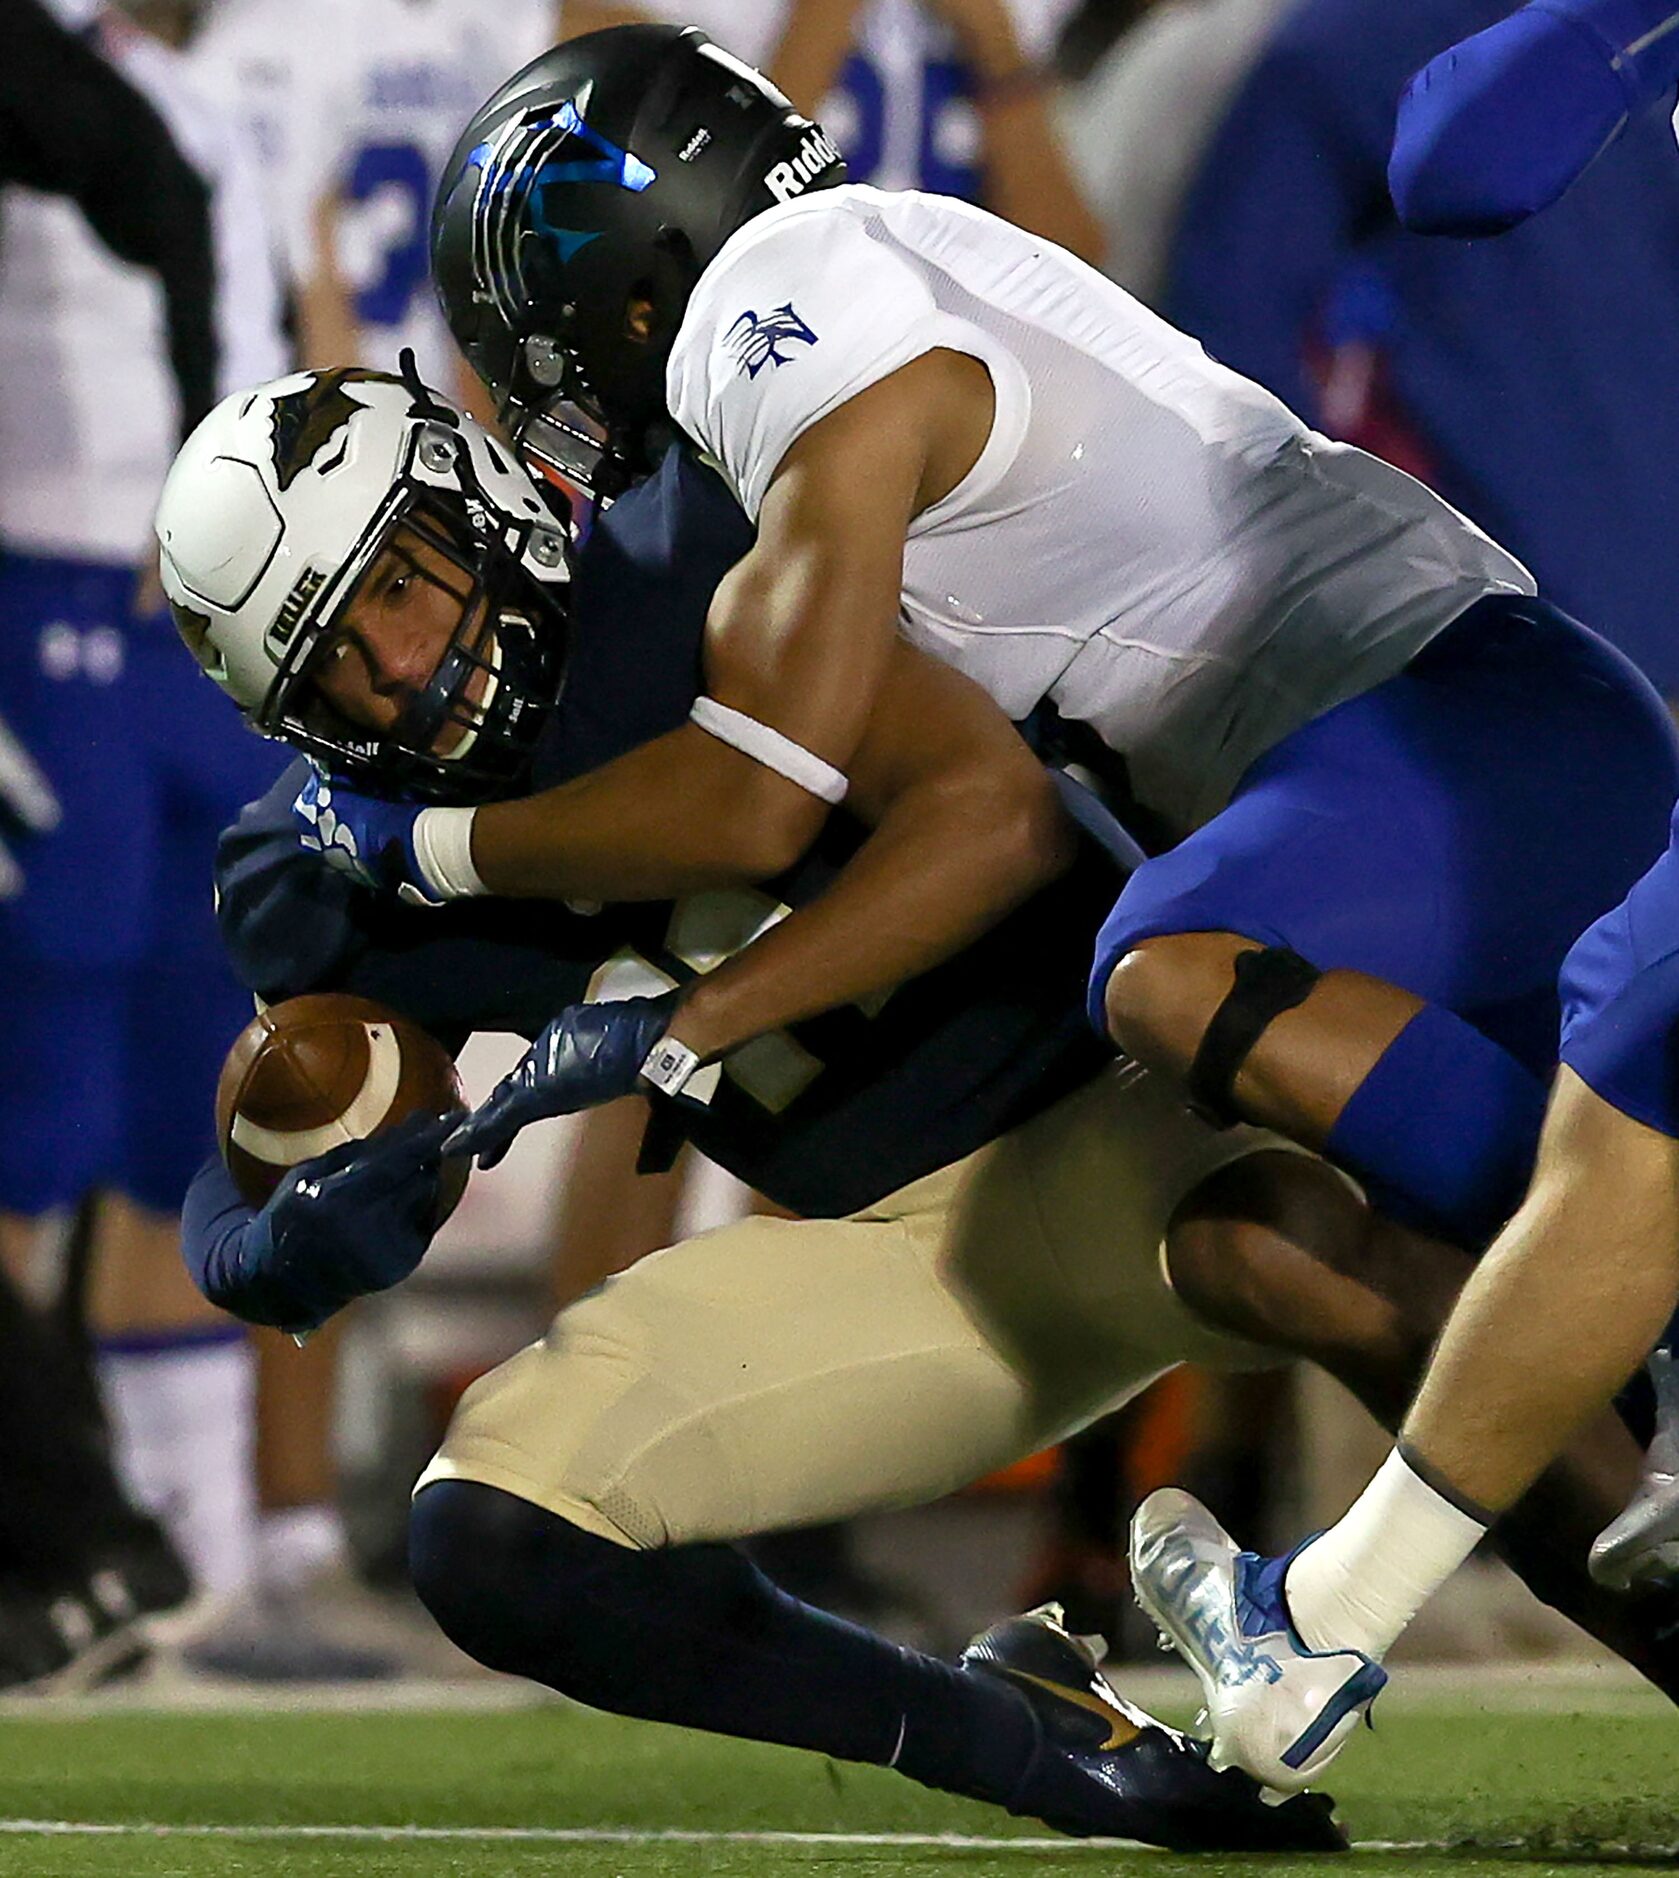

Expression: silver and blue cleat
xmin=1129 ymin=1488 xmax=1387 ymax=1796
xmin=1592 ymin=1350 xmax=1679 ymax=1591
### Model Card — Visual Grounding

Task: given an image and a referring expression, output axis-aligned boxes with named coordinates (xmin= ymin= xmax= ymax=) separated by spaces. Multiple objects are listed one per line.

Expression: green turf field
xmin=0 ymin=1681 xmax=1673 ymax=1878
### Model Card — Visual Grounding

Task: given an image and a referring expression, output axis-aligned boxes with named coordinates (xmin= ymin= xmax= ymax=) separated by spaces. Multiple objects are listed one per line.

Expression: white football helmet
xmin=155 ymin=363 xmax=572 ymax=801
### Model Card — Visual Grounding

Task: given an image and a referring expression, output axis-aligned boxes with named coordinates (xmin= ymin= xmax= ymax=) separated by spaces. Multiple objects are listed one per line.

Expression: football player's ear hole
xmin=625 ymin=291 xmax=659 ymax=344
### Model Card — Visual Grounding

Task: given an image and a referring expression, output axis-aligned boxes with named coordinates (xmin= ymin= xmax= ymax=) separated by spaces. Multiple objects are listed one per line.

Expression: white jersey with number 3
xmin=198 ymin=0 xmax=553 ymax=382
xmin=667 ymin=185 xmax=1535 ymax=833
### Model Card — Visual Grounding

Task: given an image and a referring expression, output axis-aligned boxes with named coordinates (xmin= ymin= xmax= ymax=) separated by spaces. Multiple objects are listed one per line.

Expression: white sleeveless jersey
xmin=668 ymin=185 xmax=1535 ymax=833
xmin=0 ymin=14 xmax=287 ymax=562
xmin=624 ymin=0 xmax=1077 ymax=194
xmin=197 ymin=0 xmax=552 ymax=383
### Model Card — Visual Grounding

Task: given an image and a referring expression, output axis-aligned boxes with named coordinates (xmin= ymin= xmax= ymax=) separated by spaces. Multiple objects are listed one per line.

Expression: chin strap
xmin=397 ymin=346 xmax=460 ymax=427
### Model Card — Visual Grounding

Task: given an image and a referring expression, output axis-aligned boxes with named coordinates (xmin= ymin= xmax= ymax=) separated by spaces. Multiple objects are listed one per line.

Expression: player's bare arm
xmin=467 ymin=347 xmax=997 ymax=900
xmin=666 ymin=638 xmax=1077 ymax=1064
xmin=765 ymin=0 xmax=871 ymax=116
xmin=924 ymin=0 xmax=1106 ymax=263
xmin=769 ymin=0 xmax=1103 ymax=264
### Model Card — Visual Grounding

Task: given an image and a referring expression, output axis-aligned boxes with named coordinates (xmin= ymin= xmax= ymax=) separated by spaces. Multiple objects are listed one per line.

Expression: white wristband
xmin=640 ymin=1033 xmax=703 ymax=1098
xmin=689 ymin=697 xmax=848 ymax=805
xmin=412 ymin=805 xmax=486 ymax=900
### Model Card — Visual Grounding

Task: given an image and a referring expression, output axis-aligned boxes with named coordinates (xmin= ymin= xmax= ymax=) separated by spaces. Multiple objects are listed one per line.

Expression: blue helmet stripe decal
xmin=543 ymin=100 xmax=657 ymax=192
xmin=463 ymin=94 xmax=656 ymax=321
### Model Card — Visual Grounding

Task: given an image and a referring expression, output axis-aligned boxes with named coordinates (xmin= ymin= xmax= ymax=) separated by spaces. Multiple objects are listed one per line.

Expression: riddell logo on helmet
xmin=764 ymin=128 xmax=841 ymax=204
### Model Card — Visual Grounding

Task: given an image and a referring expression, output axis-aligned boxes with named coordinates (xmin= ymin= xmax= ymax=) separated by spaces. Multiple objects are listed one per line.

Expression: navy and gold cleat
xmin=959 ymin=1602 xmax=1347 ymax=1852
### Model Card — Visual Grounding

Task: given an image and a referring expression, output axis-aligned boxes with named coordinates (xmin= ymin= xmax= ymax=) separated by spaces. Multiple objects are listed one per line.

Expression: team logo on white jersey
xmin=764 ymin=126 xmax=842 ymax=205
xmin=725 ymin=305 xmax=820 ymax=378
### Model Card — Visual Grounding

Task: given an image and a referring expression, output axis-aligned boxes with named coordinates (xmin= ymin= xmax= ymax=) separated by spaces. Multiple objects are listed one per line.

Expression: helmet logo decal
xmin=534 ymin=99 xmax=657 ymax=193
xmin=764 ymin=126 xmax=842 ymax=205
xmin=527 ymin=101 xmax=654 ymax=264
xmin=269 ymin=370 xmax=396 ymax=492
xmin=468 ymin=98 xmax=656 ymax=284
xmin=725 ymin=305 xmax=819 ymax=379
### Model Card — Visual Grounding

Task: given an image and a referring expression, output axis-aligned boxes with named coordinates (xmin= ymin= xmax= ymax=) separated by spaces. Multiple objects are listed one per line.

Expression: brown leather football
xmin=215 ymin=993 xmax=469 ymax=1219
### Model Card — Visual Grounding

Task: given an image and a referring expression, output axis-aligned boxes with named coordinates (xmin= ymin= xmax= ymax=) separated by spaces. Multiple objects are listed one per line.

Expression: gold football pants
xmin=418 ymin=1063 xmax=1287 ymax=1549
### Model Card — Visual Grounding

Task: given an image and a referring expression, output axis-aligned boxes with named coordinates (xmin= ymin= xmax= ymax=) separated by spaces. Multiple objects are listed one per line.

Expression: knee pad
xmin=408 ymin=1479 xmax=787 ymax=1722
xmin=409 ymin=1480 xmax=594 ymax=1675
xmin=1186 ymin=946 xmax=1322 ymax=1126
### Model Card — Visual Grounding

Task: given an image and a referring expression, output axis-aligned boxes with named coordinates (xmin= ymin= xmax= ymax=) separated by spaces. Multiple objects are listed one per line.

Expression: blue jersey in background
xmin=1166 ymin=0 xmax=1679 ymax=693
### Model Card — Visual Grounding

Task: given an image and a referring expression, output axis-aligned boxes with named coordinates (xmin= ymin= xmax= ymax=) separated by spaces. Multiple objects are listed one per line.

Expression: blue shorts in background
xmin=0 ymin=548 xmax=286 ymax=1215
xmin=1559 ymin=814 xmax=1679 ymax=1139
xmin=1090 ymin=595 xmax=1679 ymax=1078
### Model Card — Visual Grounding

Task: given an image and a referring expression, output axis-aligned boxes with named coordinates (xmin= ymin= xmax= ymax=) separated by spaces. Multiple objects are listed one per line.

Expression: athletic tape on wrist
xmin=640 ymin=1033 xmax=704 ymax=1098
xmin=689 ymin=698 xmax=849 ymax=805
xmin=412 ymin=805 xmax=486 ymax=899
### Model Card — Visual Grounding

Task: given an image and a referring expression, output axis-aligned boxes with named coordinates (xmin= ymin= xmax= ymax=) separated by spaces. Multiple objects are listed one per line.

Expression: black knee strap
xmin=1186 ymin=946 xmax=1322 ymax=1127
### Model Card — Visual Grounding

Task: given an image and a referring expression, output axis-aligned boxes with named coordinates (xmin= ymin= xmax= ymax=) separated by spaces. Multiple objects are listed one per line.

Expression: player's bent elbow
xmin=1011 ymin=774 xmax=1080 ymax=890
xmin=953 ymin=764 xmax=1077 ymax=900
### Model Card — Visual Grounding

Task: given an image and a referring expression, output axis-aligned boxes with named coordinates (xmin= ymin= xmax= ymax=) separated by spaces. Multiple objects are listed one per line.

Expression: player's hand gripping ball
xmin=215 ymin=993 xmax=469 ymax=1222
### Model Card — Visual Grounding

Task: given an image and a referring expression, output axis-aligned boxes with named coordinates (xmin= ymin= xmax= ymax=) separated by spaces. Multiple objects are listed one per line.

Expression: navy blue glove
xmin=445 ymin=993 xmax=683 ymax=1171
xmin=293 ymin=767 xmax=471 ymax=908
xmin=218 ymin=1112 xmax=459 ymax=1333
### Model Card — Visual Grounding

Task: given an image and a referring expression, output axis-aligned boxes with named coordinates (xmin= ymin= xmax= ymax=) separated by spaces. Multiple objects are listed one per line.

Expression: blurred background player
xmin=0 ymin=0 xmax=287 ymax=1642
xmin=580 ymin=0 xmax=1100 ymax=258
xmin=0 ymin=0 xmax=266 ymax=1689
xmin=196 ymin=0 xmax=556 ymax=401
xmin=1154 ymin=0 xmax=1679 ymax=697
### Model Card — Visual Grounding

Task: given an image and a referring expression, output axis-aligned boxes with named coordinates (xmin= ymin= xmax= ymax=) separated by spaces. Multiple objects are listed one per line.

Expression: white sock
xmin=98 ymin=1331 xmax=258 ymax=1597
xmin=258 ymin=1504 xmax=348 ymax=1595
xmin=1284 ymin=1448 xmax=1488 ymax=1659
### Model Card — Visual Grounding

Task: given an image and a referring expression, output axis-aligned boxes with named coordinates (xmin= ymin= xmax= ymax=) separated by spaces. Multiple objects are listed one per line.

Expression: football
xmin=215 ymin=992 xmax=469 ymax=1219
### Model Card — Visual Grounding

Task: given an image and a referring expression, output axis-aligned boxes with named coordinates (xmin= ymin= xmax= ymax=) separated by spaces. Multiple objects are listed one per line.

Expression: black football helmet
xmin=431 ymin=24 xmax=845 ymax=488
